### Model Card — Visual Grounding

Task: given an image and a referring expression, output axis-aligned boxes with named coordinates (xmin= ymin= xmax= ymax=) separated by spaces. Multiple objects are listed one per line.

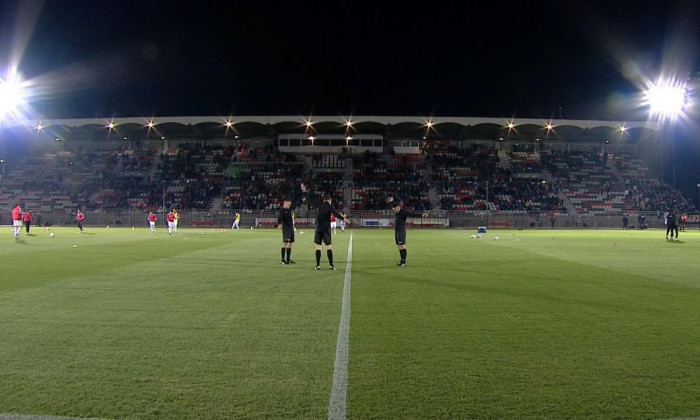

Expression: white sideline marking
xmin=0 ymin=414 xmax=110 ymax=420
xmin=328 ymin=232 xmax=353 ymax=420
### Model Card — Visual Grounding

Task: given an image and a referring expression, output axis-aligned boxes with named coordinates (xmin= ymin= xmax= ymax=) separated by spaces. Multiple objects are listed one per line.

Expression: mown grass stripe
xmin=0 ymin=414 xmax=110 ymax=420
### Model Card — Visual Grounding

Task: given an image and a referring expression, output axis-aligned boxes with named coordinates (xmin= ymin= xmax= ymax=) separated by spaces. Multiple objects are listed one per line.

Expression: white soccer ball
xmin=494 ymin=236 xmax=500 ymax=240
xmin=300 ymin=231 xmax=304 ymax=234
xmin=49 ymin=232 xmax=55 ymax=237
xmin=470 ymin=234 xmax=476 ymax=239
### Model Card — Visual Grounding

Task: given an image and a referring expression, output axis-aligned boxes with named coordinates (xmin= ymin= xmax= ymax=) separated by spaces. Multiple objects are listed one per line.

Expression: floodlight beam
xmin=647 ymin=84 xmax=687 ymax=119
xmin=0 ymin=73 xmax=26 ymax=118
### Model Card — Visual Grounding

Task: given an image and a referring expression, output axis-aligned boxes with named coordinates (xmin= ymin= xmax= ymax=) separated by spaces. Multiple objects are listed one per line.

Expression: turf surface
xmin=1 ymin=227 xmax=699 ymax=419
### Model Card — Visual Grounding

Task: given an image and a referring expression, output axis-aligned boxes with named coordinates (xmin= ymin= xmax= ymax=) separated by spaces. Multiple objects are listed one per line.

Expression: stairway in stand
xmin=428 ymin=186 xmax=439 ymax=209
xmin=209 ymin=196 xmax=225 ymax=213
xmin=498 ymin=149 xmax=510 ymax=169
xmin=606 ymin=155 xmax=626 ymax=185
xmin=542 ymin=168 xmax=575 ymax=212
xmin=343 ymin=158 xmax=354 ymax=213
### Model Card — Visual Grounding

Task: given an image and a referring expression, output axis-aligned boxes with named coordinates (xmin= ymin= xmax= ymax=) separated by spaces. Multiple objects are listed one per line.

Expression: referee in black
xmin=391 ymin=199 xmax=427 ymax=267
xmin=314 ymin=194 xmax=347 ymax=270
xmin=666 ymin=209 xmax=679 ymax=241
xmin=277 ymin=199 xmax=295 ymax=264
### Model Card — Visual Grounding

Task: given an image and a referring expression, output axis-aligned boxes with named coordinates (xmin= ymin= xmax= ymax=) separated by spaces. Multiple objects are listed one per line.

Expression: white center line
xmin=328 ymin=231 xmax=353 ymax=420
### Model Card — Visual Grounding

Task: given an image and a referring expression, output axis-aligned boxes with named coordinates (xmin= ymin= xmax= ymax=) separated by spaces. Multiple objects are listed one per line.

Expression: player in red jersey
xmin=76 ymin=209 xmax=85 ymax=233
xmin=11 ymin=203 xmax=22 ymax=239
xmin=148 ymin=211 xmax=157 ymax=232
xmin=22 ymin=208 xmax=34 ymax=234
xmin=166 ymin=209 xmax=176 ymax=235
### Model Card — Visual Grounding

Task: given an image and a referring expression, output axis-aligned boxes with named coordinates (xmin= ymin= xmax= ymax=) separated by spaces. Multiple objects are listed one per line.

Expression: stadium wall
xmin=11 ymin=209 xmax=691 ymax=231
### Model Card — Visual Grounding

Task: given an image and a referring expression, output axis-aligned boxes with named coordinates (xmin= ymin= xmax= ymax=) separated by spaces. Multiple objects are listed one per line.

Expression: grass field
xmin=1 ymin=226 xmax=699 ymax=419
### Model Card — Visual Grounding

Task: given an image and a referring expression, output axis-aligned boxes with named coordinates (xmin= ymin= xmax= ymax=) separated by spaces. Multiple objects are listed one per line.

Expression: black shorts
xmin=314 ymin=228 xmax=332 ymax=245
xmin=282 ymin=228 xmax=295 ymax=243
xmin=395 ymin=230 xmax=406 ymax=245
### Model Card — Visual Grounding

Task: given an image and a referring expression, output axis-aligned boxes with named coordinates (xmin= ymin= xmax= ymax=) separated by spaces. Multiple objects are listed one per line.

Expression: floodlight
xmin=0 ymin=73 xmax=25 ymax=117
xmin=647 ymin=83 xmax=687 ymax=118
xmin=35 ymin=122 xmax=43 ymax=132
xmin=106 ymin=121 xmax=116 ymax=130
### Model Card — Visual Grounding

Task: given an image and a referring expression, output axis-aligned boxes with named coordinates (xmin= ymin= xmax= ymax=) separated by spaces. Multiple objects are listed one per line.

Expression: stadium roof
xmin=12 ymin=116 xmax=660 ymax=143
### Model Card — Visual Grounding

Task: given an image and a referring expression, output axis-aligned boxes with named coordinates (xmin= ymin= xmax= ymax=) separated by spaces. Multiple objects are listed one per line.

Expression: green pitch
xmin=1 ymin=227 xmax=699 ymax=419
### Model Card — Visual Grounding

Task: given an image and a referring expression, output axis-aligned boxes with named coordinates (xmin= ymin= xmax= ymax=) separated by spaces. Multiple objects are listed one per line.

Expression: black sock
xmin=281 ymin=248 xmax=286 ymax=261
xmin=316 ymin=250 xmax=321 ymax=266
xmin=286 ymin=248 xmax=291 ymax=261
xmin=327 ymin=250 xmax=334 ymax=266
xmin=400 ymin=249 xmax=407 ymax=262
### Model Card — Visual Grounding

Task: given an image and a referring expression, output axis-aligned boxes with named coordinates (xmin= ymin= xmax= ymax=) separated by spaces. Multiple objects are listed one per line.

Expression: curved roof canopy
xmin=15 ymin=115 xmax=659 ymax=142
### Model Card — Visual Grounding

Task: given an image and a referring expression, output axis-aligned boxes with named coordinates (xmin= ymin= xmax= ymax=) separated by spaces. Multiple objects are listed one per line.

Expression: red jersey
xmin=12 ymin=206 xmax=22 ymax=221
xmin=76 ymin=212 xmax=85 ymax=222
xmin=330 ymin=214 xmax=337 ymax=222
xmin=22 ymin=211 xmax=33 ymax=222
xmin=148 ymin=213 xmax=157 ymax=222
xmin=166 ymin=212 xmax=175 ymax=222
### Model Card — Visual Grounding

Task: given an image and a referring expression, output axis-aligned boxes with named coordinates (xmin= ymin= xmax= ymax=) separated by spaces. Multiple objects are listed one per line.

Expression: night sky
xmin=1 ymin=0 xmax=699 ymax=120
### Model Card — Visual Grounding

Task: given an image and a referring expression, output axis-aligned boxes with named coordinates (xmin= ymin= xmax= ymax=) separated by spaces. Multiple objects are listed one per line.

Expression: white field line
xmin=0 ymin=414 xmax=111 ymax=420
xmin=328 ymin=231 xmax=353 ymax=420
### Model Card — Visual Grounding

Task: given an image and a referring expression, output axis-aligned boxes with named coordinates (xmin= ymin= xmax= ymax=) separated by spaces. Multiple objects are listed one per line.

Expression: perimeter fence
xmin=9 ymin=209 xmax=697 ymax=231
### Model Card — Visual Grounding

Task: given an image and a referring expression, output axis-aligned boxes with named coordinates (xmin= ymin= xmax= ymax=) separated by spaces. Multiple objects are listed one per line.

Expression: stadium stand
xmin=1 ymin=136 xmax=695 ymax=221
xmin=351 ymin=152 xmax=430 ymax=211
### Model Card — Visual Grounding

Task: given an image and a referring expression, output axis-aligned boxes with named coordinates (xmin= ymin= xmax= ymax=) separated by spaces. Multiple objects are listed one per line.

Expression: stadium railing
xmin=12 ymin=209 xmax=693 ymax=231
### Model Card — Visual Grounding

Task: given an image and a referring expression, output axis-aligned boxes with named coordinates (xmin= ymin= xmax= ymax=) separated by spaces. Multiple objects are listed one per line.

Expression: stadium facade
xmin=2 ymin=115 xmax=694 ymax=230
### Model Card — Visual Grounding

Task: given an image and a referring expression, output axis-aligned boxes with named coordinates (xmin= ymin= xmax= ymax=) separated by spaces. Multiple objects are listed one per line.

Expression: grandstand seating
xmin=351 ymin=152 xmax=430 ymax=211
xmin=1 ymin=139 xmax=695 ymax=216
xmin=541 ymin=151 xmax=625 ymax=214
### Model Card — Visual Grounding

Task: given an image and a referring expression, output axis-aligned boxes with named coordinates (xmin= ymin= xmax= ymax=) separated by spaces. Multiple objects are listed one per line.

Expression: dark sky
xmin=2 ymin=0 xmax=699 ymax=120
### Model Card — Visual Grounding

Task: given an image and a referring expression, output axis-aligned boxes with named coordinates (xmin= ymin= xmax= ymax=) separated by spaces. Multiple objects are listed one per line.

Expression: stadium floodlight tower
xmin=0 ymin=70 xmax=27 ymax=180
xmin=645 ymin=79 xmax=688 ymax=187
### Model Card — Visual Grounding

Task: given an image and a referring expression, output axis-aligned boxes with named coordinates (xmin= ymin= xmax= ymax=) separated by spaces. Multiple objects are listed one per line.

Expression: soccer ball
xmin=300 ymin=231 xmax=304 ymax=234
xmin=49 ymin=232 xmax=55 ymax=237
xmin=494 ymin=236 xmax=500 ymax=240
